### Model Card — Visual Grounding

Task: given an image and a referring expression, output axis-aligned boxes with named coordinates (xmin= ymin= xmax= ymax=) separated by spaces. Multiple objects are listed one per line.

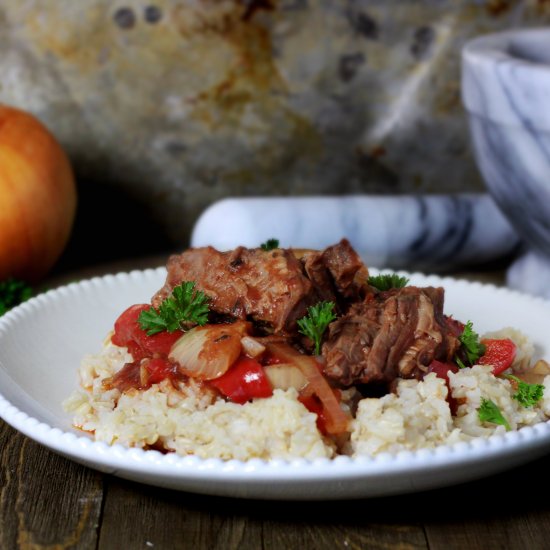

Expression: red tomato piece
xmin=298 ymin=394 xmax=328 ymax=435
xmin=210 ymin=356 xmax=273 ymax=404
xmin=134 ymin=329 xmax=183 ymax=357
xmin=478 ymin=338 xmax=517 ymax=375
xmin=109 ymin=358 xmax=180 ymax=391
xmin=125 ymin=340 xmax=148 ymax=361
xmin=111 ymin=303 xmax=183 ymax=359
xmin=109 ymin=361 xmax=142 ymax=392
xmin=428 ymin=360 xmax=459 ymax=382
xmin=428 ymin=360 xmax=460 ymax=415
xmin=144 ymin=358 xmax=180 ymax=385
xmin=111 ymin=304 xmax=150 ymax=347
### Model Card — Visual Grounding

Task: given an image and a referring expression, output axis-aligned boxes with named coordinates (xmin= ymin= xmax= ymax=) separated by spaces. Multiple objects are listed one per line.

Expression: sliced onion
xmin=169 ymin=323 xmax=245 ymax=380
xmin=265 ymin=343 xmax=350 ymax=435
xmin=139 ymin=364 xmax=149 ymax=388
xmin=517 ymin=359 xmax=550 ymax=385
xmin=264 ymin=363 xmax=307 ymax=391
xmin=241 ymin=335 xmax=266 ymax=358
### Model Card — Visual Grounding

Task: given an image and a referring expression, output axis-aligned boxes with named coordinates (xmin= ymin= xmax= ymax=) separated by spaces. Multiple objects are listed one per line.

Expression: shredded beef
xmin=152 ymin=246 xmax=318 ymax=334
xmin=152 ymin=240 xmax=459 ymax=390
xmin=301 ymin=239 xmax=369 ymax=308
xmin=322 ymin=286 xmax=460 ymax=386
xmin=318 ymin=239 xmax=370 ymax=300
xmin=153 ymin=239 xmax=370 ymax=335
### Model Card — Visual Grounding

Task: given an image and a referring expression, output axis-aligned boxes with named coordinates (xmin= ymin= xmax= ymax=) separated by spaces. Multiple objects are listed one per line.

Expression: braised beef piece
xmin=153 ymin=246 xmax=318 ymax=334
xmin=322 ymin=286 xmax=460 ymax=386
xmin=153 ymin=239 xmax=370 ymax=335
xmin=301 ymin=239 xmax=369 ymax=308
xmin=152 ymin=240 xmax=459 ymax=389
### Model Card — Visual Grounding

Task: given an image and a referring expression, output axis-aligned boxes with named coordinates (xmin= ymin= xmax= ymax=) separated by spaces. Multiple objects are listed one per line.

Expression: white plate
xmin=1 ymin=268 xmax=550 ymax=500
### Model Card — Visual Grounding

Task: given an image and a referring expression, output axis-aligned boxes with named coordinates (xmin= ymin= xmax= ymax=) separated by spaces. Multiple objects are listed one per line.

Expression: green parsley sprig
xmin=368 ymin=274 xmax=409 ymax=291
xmin=457 ymin=321 xmax=486 ymax=367
xmin=138 ymin=282 xmax=210 ymax=335
xmin=297 ymin=301 xmax=337 ymax=355
xmin=260 ymin=238 xmax=279 ymax=251
xmin=478 ymin=398 xmax=511 ymax=430
xmin=0 ymin=278 xmax=33 ymax=316
xmin=507 ymin=375 xmax=545 ymax=408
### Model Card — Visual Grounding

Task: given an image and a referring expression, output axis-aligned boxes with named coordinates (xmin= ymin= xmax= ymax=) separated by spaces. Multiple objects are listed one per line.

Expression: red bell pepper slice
xmin=210 ymin=356 xmax=273 ymax=404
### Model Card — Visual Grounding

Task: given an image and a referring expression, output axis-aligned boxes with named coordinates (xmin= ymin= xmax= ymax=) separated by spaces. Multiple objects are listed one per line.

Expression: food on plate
xmin=64 ymin=239 xmax=550 ymax=460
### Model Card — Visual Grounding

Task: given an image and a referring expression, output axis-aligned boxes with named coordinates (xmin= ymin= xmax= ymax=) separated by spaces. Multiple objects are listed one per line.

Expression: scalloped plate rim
xmin=1 ymin=268 xmax=550 ymax=499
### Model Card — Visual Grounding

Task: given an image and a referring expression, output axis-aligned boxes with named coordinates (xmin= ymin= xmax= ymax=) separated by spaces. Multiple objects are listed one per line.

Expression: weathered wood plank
xmin=423 ymin=455 xmax=550 ymax=550
xmin=0 ymin=421 xmax=104 ymax=550
xmin=5 ymin=412 xmax=550 ymax=550
xmin=259 ymin=495 xmax=429 ymax=550
xmin=97 ymin=478 xmax=264 ymax=550
xmin=98 ymin=476 xmax=428 ymax=550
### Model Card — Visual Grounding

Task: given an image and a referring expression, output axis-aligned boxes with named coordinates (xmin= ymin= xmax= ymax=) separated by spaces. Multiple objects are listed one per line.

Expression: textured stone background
xmin=1 ymin=0 xmax=549 ymax=265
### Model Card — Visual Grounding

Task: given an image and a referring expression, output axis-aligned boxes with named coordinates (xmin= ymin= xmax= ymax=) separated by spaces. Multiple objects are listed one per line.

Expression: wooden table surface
xmin=1 ymin=257 xmax=549 ymax=550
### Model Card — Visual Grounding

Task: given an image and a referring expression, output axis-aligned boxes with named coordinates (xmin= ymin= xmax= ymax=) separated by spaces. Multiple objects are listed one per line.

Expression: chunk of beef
xmin=152 ymin=246 xmax=317 ymax=334
xmin=321 ymin=239 xmax=370 ymax=299
xmin=301 ymin=251 xmax=337 ymax=304
xmin=322 ymin=286 xmax=460 ymax=386
xmin=301 ymin=239 xmax=370 ymax=307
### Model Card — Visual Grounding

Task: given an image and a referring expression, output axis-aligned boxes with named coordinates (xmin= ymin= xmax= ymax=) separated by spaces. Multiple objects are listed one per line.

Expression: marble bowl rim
xmin=463 ymin=26 xmax=550 ymax=68
xmin=461 ymin=26 xmax=550 ymax=128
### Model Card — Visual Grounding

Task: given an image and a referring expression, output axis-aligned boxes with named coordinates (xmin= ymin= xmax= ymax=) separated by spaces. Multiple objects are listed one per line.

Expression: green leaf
xmin=0 ymin=278 xmax=33 ymax=316
xmin=297 ymin=301 xmax=337 ymax=355
xmin=368 ymin=274 xmax=409 ymax=291
xmin=507 ymin=375 xmax=545 ymax=408
xmin=458 ymin=321 xmax=486 ymax=366
xmin=455 ymin=356 xmax=467 ymax=370
xmin=260 ymin=238 xmax=279 ymax=251
xmin=138 ymin=282 xmax=210 ymax=335
xmin=478 ymin=398 xmax=511 ymax=430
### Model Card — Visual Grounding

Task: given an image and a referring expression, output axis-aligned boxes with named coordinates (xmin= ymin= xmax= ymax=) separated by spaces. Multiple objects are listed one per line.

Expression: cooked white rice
xmin=64 ymin=342 xmax=334 ymax=460
xmin=63 ymin=328 xmax=550 ymax=460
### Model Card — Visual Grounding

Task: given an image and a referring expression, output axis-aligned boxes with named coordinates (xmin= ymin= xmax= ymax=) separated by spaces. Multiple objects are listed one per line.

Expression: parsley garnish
xmin=478 ymin=398 xmax=511 ymax=430
xmin=260 ymin=238 xmax=279 ymax=251
xmin=458 ymin=321 xmax=486 ymax=366
xmin=455 ymin=356 xmax=467 ymax=370
xmin=507 ymin=375 xmax=545 ymax=408
xmin=297 ymin=301 xmax=337 ymax=355
xmin=0 ymin=278 xmax=33 ymax=316
xmin=368 ymin=274 xmax=409 ymax=291
xmin=138 ymin=282 xmax=210 ymax=335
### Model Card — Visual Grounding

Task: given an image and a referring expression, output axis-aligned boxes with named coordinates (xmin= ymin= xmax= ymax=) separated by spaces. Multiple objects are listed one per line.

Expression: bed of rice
xmin=63 ymin=328 xmax=550 ymax=460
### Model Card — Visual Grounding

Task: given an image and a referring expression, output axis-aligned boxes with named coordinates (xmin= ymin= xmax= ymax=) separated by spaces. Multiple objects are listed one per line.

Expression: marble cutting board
xmin=191 ymin=194 xmax=520 ymax=272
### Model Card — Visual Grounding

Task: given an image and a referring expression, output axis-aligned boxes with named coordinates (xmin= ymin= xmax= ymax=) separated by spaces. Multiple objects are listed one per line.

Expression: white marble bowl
xmin=462 ymin=28 xmax=550 ymax=259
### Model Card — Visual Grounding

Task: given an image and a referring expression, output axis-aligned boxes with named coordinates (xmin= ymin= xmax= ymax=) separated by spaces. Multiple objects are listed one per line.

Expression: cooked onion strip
xmin=516 ymin=359 xmax=550 ymax=385
xmin=264 ymin=363 xmax=307 ymax=391
xmin=169 ymin=322 xmax=246 ymax=380
xmin=265 ymin=343 xmax=350 ymax=435
xmin=240 ymin=335 xmax=266 ymax=358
